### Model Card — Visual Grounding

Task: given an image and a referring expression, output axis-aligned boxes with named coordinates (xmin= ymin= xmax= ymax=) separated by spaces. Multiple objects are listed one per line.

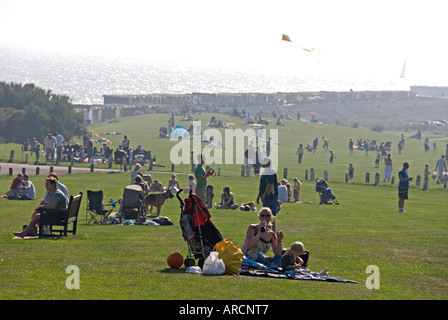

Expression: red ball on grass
xmin=167 ymin=252 xmax=183 ymax=269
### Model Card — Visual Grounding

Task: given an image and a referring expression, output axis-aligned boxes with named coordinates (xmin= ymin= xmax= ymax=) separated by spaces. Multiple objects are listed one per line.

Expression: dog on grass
xmin=144 ymin=188 xmax=175 ymax=216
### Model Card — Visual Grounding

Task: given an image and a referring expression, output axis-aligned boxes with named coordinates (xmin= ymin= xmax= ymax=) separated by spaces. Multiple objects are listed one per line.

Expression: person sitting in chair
xmin=133 ymin=175 xmax=149 ymax=193
xmin=13 ymin=177 xmax=67 ymax=238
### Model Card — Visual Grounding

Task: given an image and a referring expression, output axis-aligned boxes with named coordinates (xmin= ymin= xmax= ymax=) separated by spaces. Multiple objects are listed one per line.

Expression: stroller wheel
xmin=184 ymin=258 xmax=195 ymax=267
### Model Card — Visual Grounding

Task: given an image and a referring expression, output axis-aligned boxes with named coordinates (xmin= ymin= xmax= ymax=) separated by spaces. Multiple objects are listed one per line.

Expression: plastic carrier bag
xmin=215 ymin=239 xmax=243 ymax=274
xmin=202 ymin=252 xmax=225 ymax=275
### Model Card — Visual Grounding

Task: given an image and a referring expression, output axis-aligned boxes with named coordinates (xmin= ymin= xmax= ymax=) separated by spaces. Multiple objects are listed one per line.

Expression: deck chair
xmin=118 ymin=185 xmax=146 ymax=224
xmin=86 ymin=190 xmax=115 ymax=224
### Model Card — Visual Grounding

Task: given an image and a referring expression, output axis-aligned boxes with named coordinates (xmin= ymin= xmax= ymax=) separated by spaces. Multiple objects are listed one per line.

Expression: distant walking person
xmin=348 ymin=163 xmax=354 ymax=180
xmin=296 ymin=144 xmax=304 ymax=164
xmin=322 ymin=137 xmax=329 ymax=152
xmin=34 ymin=143 xmax=41 ymax=165
xmin=423 ymin=163 xmax=430 ymax=190
xmin=43 ymin=133 xmax=57 ymax=165
xmin=329 ymin=150 xmax=335 ymax=165
xmin=257 ymin=158 xmax=279 ymax=220
xmin=312 ymin=138 xmax=318 ymax=153
xmin=349 ymin=138 xmax=354 ymax=156
xmin=398 ymin=162 xmax=413 ymax=213
xmin=384 ymin=154 xmax=393 ymax=182
xmin=435 ymin=155 xmax=447 ymax=184
xmin=375 ymin=149 xmax=381 ymax=168
xmin=54 ymin=132 xmax=65 ymax=164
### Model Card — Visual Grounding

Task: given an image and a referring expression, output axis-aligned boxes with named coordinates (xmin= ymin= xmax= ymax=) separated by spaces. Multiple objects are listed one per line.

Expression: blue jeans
xmin=252 ymin=252 xmax=282 ymax=269
xmin=263 ymin=196 xmax=278 ymax=216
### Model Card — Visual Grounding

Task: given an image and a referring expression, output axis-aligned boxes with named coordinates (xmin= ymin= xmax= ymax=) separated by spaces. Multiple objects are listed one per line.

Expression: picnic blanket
xmin=239 ymin=257 xmax=356 ymax=283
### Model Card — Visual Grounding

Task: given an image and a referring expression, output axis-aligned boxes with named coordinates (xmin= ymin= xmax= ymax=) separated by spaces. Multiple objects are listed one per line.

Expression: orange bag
xmin=215 ymin=239 xmax=243 ymax=274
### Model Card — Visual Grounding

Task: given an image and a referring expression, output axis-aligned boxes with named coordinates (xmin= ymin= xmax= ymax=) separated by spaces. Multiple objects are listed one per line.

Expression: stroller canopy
xmin=184 ymin=193 xmax=212 ymax=227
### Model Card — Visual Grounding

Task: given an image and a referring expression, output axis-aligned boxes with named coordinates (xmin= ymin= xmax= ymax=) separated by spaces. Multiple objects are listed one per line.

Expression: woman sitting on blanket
xmin=13 ymin=177 xmax=68 ymax=238
xmin=217 ymin=186 xmax=238 ymax=209
xmin=240 ymin=207 xmax=284 ymax=268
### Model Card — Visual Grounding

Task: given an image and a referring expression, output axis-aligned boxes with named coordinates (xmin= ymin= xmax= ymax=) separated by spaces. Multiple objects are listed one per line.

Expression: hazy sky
xmin=1 ymin=0 xmax=447 ymax=83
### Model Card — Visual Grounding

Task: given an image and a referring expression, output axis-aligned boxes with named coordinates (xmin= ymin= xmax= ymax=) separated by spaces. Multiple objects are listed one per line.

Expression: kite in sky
xmin=281 ymin=33 xmax=315 ymax=53
xmin=281 ymin=33 xmax=292 ymax=42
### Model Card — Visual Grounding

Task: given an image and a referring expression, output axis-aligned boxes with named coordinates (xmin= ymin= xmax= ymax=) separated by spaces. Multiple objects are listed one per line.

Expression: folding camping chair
xmin=118 ymin=185 xmax=146 ymax=224
xmin=86 ymin=190 xmax=115 ymax=224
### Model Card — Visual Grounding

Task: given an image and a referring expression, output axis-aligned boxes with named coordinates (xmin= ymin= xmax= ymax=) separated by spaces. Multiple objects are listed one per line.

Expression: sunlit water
xmin=0 ymin=46 xmax=436 ymax=105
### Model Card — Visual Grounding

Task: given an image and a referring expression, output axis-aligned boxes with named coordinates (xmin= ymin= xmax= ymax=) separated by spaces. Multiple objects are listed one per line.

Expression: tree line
xmin=0 ymin=82 xmax=85 ymax=143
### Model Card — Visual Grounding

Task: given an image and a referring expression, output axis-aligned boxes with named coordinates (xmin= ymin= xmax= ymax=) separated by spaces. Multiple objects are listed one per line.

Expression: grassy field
xmin=1 ymin=112 xmax=447 ymax=301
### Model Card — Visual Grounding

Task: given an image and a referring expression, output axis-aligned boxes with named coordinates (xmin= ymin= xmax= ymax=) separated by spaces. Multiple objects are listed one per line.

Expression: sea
xmin=0 ymin=45 xmax=434 ymax=105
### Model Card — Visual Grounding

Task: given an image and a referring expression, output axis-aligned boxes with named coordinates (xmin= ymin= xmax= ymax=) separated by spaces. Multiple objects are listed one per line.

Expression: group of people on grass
xmin=1 ymin=173 xmax=36 ymax=200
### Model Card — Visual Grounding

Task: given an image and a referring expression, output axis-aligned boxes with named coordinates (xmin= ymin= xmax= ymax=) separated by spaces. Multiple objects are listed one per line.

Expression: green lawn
xmin=1 ymin=112 xmax=447 ymax=300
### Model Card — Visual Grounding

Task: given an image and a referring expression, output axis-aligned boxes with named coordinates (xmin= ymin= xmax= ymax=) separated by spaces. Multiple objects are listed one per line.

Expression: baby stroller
xmin=177 ymin=189 xmax=223 ymax=269
xmin=119 ymin=185 xmax=147 ymax=224
xmin=315 ymin=178 xmax=339 ymax=205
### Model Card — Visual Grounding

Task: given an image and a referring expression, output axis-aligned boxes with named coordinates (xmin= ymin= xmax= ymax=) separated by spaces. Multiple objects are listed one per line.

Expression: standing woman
xmin=240 ymin=207 xmax=284 ymax=268
xmin=384 ymin=154 xmax=393 ymax=182
xmin=122 ymin=135 xmax=130 ymax=154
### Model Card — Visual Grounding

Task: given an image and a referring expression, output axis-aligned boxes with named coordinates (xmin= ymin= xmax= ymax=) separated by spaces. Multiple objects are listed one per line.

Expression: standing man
xmin=194 ymin=153 xmax=212 ymax=204
xmin=398 ymin=162 xmax=413 ymax=213
xmin=435 ymin=155 xmax=447 ymax=184
xmin=312 ymin=137 xmax=318 ymax=153
xmin=43 ymin=133 xmax=57 ymax=165
xmin=54 ymin=132 xmax=65 ymax=164
xmin=257 ymin=157 xmax=278 ymax=221
xmin=349 ymin=138 xmax=354 ymax=156
xmin=296 ymin=144 xmax=304 ymax=164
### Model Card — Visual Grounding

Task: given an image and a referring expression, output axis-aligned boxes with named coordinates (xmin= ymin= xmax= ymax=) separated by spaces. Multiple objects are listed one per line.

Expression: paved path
xmin=0 ymin=162 xmax=120 ymax=176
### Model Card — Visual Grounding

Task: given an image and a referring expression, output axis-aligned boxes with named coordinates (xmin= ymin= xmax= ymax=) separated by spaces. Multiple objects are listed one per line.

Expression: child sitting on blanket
xmin=282 ymin=242 xmax=307 ymax=271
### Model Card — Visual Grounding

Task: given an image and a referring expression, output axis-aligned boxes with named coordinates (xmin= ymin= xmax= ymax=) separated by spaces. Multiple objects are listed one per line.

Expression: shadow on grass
xmin=160 ymin=267 xmax=190 ymax=274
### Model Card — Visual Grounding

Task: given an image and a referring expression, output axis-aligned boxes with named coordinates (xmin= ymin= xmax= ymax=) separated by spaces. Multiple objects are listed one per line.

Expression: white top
xmin=437 ymin=158 xmax=446 ymax=172
xmin=43 ymin=136 xmax=57 ymax=149
xmin=278 ymin=185 xmax=288 ymax=202
xmin=54 ymin=134 xmax=65 ymax=147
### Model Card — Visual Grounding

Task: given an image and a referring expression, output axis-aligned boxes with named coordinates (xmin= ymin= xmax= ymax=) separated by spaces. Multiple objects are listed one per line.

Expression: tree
xmin=0 ymin=82 xmax=85 ymax=143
